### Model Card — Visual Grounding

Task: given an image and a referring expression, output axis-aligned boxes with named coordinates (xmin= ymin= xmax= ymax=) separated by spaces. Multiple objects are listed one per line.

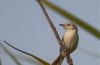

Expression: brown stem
xmin=36 ymin=0 xmax=73 ymax=65
xmin=52 ymin=50 xmax=66 ymax=65
xmin=36 ymin=0 xmax=65 ymax=51
xmin=66 ymin=54 xmax=73 ymax=65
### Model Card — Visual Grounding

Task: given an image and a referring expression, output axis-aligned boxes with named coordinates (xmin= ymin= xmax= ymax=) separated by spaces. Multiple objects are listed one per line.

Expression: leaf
xmin=0 ymin=41 xmax=22 ymax=65
xmin=3 ymin=41 xmax=50 ymax=65
xmin=41 ymin=0 xmax=100 ymax=39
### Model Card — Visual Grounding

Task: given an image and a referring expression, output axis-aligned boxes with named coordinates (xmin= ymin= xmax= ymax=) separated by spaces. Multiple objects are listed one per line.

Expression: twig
xmin=36 ymin=0 xmax=65 ymax=51
xmin=66 ymin=54 xmax=73 ymax=65
xmin=52 ymin=51 xmax=66 ymax=65
xmin=36 ymin=0 xmax=68 ymax=65
xmin=36 ymin=0 xmax=74 ymax=65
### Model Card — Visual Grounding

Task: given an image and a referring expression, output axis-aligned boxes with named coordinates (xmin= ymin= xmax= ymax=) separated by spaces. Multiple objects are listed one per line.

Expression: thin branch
xmin=52 ymin=51 xmax=66 ymax=65
xmin=66 ymin=55 xmax=73 ymax=65
xmin=36 ymin=0 xmax=72 ymax=65
xmin=36 ymin=0 xmax=65 ymax=51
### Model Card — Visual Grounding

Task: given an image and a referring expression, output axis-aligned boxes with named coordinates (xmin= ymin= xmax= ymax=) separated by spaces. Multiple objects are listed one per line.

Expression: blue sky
xmin=0 ymin=0 xmax=100 ymax=65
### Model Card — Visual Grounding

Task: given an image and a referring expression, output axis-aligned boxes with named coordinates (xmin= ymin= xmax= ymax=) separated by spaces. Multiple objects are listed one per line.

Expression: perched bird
xmin=52 ymin=22 xmax=79 ymax=65
xmin=55 ymin=22 xmax=79 ymax=65
xmin=59 ymin=22 xmax=79 ymax=53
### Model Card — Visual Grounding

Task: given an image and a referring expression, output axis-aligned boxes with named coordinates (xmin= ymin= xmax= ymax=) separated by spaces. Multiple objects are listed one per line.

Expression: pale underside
xmin=62 ymin=30 xmax=79 ymax=53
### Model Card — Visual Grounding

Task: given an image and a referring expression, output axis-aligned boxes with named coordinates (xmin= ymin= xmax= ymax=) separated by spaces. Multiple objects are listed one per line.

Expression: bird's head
xmin=59 ymin=22 xmax=78 ymax=31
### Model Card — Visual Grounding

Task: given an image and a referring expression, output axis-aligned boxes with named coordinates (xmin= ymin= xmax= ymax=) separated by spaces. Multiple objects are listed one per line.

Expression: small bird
xmin=52 ymin=22 xmax=79 ymax=65
xmin=59 ymin=22 xmax=79 ymax=53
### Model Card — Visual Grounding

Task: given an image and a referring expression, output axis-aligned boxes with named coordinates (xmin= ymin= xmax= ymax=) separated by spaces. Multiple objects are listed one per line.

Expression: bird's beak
xmin=59 ymin=24 xmax=64 ymax=26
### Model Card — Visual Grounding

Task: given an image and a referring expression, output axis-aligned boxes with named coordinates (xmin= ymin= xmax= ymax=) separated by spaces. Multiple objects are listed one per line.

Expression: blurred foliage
xmin=0 ymin=41 xmax=22 ymax=65
xmin=3 ymin=41 xmax=50 ymax=65
xmin=41 ymin=0 xmax=100 ymax=39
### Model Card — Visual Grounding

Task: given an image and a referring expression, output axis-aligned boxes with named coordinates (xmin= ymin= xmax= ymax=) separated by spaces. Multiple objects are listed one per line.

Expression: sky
xmin=0 ymin=0 xmax=100 ymax=65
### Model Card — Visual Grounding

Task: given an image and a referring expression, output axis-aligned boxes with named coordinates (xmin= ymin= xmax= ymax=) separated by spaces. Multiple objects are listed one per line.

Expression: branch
xmin=36 ymin=0 xmax=65 ymax=51
xmin=36 ymin=0 xmax=73 ymax=65
xmin=66 ymin=54 xmax=73 ymax=65
xmin=52 ymin=51 xmax=66 ymax=65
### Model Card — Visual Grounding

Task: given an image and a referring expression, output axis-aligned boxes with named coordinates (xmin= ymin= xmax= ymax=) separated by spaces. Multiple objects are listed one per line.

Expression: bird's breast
xmin=63 ymin=31 xmax=78 ymax=52
xmin=63 ymin=31 xmax=76 ymax=43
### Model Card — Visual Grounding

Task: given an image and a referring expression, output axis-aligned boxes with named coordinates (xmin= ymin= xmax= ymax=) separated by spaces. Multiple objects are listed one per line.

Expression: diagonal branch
xmin=36 ymin=0 xmax=68 ymax=65
xmin=52 ymin=51 xmax=66 ymax=65
xmin=36 ymin=0 xmax=65 ymax=53
xmin=36 ymin=0 xmax=74 ymax=65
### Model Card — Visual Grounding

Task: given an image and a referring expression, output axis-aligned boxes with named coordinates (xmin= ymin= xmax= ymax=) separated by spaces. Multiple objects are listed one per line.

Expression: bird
xmin=52 ymin=22 xmax=79 ymax=65
xmin=59 ymin=22 xmax=79 ymax=53
xmin=57 ymin=22 xmax=79 ymax=65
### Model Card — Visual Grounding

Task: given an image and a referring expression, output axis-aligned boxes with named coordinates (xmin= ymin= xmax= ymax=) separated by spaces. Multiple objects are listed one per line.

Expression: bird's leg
xmin=66 ymin=53 xmax=73 ymax=65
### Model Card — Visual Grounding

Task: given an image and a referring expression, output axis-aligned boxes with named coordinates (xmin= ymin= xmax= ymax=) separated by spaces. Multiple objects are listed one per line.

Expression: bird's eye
xmin=67 ymin=24 xmax=71 ymax=26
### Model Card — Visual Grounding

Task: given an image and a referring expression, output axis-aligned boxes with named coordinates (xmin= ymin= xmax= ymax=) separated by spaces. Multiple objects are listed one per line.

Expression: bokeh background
xmin=0 ymin=0 xmax=100 ymax=65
